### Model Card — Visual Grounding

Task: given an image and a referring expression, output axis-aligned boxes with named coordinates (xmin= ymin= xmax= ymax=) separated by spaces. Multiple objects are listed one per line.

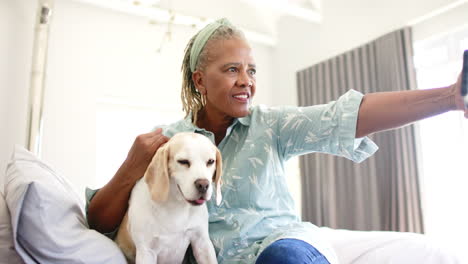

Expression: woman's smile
xmin=232 ymin=92 xmax=250 ymax=103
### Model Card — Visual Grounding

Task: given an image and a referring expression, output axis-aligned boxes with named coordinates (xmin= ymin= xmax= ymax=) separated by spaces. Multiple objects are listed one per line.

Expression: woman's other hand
xmin=122 ymin=128 xmax=169 ymax=181
xmin=450 ymin=72 xmax=468 ymax=118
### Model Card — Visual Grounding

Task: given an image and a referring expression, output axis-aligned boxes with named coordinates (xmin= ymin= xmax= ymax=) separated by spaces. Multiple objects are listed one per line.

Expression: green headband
xmin=190 ymin=18 xmax=233 ymax=72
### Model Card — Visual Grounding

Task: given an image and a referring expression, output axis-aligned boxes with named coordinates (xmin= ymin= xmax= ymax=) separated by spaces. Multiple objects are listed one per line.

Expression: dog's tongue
xmin=195 ymin=198 xmax=205 ymax=204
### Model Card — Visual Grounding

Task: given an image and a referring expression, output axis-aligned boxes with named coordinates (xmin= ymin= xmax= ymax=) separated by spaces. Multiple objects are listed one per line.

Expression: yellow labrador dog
xmin=115 ymin=132 xmax=222 ymax=264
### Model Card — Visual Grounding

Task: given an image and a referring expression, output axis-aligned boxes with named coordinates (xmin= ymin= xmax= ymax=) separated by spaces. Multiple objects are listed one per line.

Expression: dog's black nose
xmin=195 ymin=179 xmax=209 ymax=194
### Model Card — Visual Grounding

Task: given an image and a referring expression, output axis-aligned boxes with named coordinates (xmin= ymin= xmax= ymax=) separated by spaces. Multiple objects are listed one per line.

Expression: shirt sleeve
xmin=276 ymin=89 xmax=378 ymax=162
xmin=85 ymin=187 xmax=119 ymax=239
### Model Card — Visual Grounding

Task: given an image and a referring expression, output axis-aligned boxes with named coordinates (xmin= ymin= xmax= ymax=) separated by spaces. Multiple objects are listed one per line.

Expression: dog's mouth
xmin=188 ymin=198 xmax=206 ymax=206
xmin=177 ymin=184 xmax=207 ymax=206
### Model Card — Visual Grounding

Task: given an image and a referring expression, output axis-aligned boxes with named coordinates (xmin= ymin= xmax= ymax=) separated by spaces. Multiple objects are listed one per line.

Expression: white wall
xmin=412 ymin=3 xmax=468 ymax=42
xmin=0 ymin=0 xmax=36 ymax=193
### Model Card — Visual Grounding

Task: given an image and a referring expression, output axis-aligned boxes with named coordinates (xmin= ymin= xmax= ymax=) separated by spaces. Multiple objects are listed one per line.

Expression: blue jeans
xmin=255 ymin=239 xmax=331 ymax=264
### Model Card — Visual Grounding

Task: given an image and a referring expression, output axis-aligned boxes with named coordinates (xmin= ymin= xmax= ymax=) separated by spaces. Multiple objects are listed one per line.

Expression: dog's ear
xmin=145 ymin=145 xmax=170 ymax=202
xmin=213 ymin=148 xmax=223 ymax=206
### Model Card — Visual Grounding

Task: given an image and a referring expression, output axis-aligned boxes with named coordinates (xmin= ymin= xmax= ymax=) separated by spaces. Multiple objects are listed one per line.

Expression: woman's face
xmin=194 ymin=37 xmax=256 ymax=119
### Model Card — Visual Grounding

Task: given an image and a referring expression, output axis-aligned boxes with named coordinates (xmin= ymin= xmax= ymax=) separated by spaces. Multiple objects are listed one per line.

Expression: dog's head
xmin=144 ymin=132 xmax=223 ymax=206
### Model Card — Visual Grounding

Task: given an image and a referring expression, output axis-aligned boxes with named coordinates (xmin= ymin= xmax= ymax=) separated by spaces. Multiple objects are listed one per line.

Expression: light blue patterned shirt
xmin=86 ymin=89 xmax=378 ymax=263
xmin=160 ymin=89 xmax=378 ymax=263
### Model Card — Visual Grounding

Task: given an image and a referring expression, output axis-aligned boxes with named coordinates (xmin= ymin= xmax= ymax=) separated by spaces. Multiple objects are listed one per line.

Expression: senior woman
xmin=87 ymin=18 xmax=467 ymax=264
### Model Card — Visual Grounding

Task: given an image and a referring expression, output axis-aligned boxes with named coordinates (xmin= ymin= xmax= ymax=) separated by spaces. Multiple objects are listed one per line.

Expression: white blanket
xmin=320 ymin=227 xmax=465 ymax=264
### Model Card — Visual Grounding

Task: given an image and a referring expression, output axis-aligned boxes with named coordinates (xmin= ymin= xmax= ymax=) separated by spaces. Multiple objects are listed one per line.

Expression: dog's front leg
xmin=191 ymin=234 xmax=218 ymax=264
xmin=135 ymin=246 xmax=157 ymax=264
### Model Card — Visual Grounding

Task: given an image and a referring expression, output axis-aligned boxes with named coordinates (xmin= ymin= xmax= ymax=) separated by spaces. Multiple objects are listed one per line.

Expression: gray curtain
xmin=296 ymin=28 xmax=424 ymax=233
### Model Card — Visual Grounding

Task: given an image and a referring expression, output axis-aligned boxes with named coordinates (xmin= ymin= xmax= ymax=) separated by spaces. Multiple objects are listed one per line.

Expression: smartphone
xmin=462 ymin=50 xmax=468 ymax=107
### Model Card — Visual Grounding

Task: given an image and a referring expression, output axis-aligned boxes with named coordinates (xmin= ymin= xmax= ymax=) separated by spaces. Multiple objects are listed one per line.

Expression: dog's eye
xmin=207 ymin=159 xmax=215 ymax=166
xmin=177 ymin=159 xmax=190 ymax=167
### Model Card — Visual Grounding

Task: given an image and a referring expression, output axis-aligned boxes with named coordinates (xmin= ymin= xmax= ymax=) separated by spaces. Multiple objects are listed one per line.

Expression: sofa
xmin=0 ymin=145 xmax=463 ymax=263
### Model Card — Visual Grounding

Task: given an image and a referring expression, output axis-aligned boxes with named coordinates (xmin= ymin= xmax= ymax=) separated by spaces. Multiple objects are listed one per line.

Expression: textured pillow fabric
xmin=0 ymin=192 xmax=24 ymax=264
xmin=4 ymin=145 xmax=126 ymax=264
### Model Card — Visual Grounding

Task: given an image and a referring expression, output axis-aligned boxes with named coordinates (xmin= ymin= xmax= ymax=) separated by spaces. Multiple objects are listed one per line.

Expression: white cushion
xmin=0 ymin=192 xmax=24 ymax=264
xmin=4 ymin=145 xmax=126 ymax=264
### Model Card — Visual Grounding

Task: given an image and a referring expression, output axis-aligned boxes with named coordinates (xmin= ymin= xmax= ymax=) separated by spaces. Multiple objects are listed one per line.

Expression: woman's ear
xmin=192 ymin=71 xmax=206 ymax=95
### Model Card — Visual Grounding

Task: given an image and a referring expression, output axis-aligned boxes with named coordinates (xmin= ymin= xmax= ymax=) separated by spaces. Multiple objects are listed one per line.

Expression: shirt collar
xmin=238 ymin=115 xmax=251 ymax=126
xmin=183 ymin=112 xmax=251 ymax=130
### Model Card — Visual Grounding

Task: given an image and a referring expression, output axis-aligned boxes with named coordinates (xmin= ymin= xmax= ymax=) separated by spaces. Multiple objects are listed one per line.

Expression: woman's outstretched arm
xmin=356 ymin=73 xmax=467 ymax=138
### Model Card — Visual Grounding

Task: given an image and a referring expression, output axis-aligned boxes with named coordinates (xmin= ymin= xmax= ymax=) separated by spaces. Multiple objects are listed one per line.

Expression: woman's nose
xmin=237 ymin=71 xmax=253 ymax=87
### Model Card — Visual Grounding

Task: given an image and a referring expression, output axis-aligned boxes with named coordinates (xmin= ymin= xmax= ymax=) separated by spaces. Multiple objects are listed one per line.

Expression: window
xmin=414 ymin=26 xmax=468 ymax=259
xmin=95 ymin=98 xmax=183 ymax=188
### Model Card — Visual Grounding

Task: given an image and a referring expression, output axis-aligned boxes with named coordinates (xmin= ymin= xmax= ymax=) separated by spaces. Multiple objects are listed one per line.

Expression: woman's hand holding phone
xmin=461 ymin=50 xmax=468 ymax=108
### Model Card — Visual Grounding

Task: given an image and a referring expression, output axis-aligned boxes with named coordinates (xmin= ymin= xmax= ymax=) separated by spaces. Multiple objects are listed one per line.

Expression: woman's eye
xmin=228 ymin=67 xmax=237 ymax=72
xmin=248 ymin=69 xmax=256 ymax=76
xmin=177 ymin=159 xmax=190 ymax=167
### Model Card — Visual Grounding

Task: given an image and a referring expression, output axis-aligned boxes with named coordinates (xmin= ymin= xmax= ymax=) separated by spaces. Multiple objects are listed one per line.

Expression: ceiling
xmin=73 ymin=0 xmax=323 ymax=46
xmin=68 ymin=0 xmax=467 ymax=47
